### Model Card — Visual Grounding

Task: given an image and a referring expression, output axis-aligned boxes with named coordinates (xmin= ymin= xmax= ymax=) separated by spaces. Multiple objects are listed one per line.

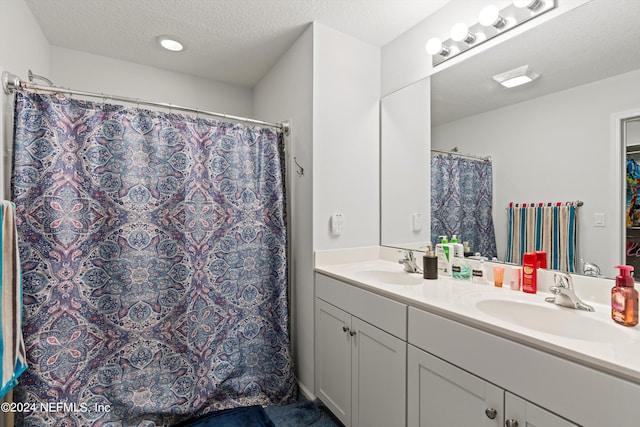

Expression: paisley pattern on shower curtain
xmin=11 ymin=90 xmax=295 ymax=426
xmin=431 ymin=153 xmax=497 ymax=258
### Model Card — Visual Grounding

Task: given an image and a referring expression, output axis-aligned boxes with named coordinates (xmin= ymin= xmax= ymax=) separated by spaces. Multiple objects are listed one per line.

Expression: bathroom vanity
xmin=314 ymin=247 xmax=640 ymax=427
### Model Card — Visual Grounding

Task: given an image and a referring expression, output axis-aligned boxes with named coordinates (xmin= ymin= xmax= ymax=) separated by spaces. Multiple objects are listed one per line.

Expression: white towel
xmin=0 ymin=201 xmax=27 ymax=399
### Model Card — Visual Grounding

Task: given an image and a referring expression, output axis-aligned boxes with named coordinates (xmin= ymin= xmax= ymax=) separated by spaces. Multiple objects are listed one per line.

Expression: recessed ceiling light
xmin=157 ymin=36 xmax=185 ymax=52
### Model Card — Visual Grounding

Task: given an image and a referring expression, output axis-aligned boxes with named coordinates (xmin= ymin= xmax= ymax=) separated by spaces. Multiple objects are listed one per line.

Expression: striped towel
xmin=506 ymin=204 xmax=578 ymax=272
xmin=0 ymin=201 xmax=27 ymax=398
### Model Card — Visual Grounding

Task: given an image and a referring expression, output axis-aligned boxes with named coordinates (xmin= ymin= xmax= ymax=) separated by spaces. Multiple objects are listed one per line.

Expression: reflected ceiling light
xmin=425 ymin=38 xmax=450 ymax=57
xmin=450 ymin=23 xmax=476 ymax=44
xmin=513 ymin=0 xmax=543 ymax=10
xmin=492 ymin=65 xmax=540 ymax=88
xmin=479 ymin=5 xmax=507 ymax=29
xmin=157 ymin=35 xmax=185 ymax=52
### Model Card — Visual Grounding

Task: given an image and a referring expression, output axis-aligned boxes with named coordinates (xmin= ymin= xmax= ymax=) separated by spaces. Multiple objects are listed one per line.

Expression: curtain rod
xmin=2 ymin=71 xmax=289 ymax=134
xmin=431 ymin=148 xmax=491 ymax=162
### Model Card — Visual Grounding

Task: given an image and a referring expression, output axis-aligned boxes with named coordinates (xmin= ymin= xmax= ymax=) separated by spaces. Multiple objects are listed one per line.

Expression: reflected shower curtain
xmin=11 ymin=90 xmax=295 ymax=426
xmin=431 ymin=154 xmax=497 ymax=258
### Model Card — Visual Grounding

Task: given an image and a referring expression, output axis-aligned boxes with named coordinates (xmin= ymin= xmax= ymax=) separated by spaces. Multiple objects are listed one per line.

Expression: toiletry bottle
xmin=450 ymin=235 xmax=464 ymax=259
xmin=423 ymin=245 xmax=438 ymax=280
xmin=611 ymin=265 xmax=638 ymax=327
xmin=463 ymin=241 xmax=473 ymax=258
xmin=435 ymin=236 xmax=452 ymax=276
xmin=451 ymin=256 xmax=472 ymax=280
xmin=450 ymin=235 xmax=466 ymax=280
xmin=521 ymin=252 xmax=537 ymax=294
xmin=471 ymin=259 xmax=488 ymax=284
xmin=510 ymin=266 xmax=522 ymax=291
xmin=535 ymin=251 xmax=547 ymax=269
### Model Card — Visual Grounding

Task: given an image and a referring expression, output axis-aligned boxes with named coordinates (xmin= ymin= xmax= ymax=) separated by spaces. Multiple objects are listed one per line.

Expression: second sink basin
xmin=355 ymin=270 xmax=423 ymax=285
xmin=475 ymin=299 xmax=632 ymax=342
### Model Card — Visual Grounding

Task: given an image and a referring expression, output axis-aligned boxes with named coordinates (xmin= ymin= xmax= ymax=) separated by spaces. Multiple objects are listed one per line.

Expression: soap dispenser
xmin=612 ymin=265 xmax=638 ymax=327
xmin=423 ymin=244 xmax=438 ymax=280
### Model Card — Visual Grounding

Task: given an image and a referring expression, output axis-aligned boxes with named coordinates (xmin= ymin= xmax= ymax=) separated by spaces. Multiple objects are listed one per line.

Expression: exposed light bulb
xmin=479 ymin=5 xmax=507 ymax=28
xmin=425 ymin=37 xmax=450 ymax=56
xmin=450 ymin=23 xmax=476 ymax=44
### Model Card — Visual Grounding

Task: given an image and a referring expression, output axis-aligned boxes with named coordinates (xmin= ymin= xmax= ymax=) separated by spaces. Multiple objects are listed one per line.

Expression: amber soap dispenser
xmin=612 ymin=265 xmax=638 ymax=327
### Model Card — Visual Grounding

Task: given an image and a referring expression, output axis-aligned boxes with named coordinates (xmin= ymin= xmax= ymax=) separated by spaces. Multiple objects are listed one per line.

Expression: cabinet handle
xmin=485 ymin=408 xmax=497 ymax=419
xmin=505 ymin=420 xmax=519 ymax=427
xmin=342 ymin=325 xmax=349 ymax=333
xmin=349 ymin=330 xmax=356 ymax=336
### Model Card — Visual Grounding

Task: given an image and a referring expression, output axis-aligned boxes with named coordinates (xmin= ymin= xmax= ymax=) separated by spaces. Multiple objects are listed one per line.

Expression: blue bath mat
xmin=178 ymin=405 xmax=275 ymax=427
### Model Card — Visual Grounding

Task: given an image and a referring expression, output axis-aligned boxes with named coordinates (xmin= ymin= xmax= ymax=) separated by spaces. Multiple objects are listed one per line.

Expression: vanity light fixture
xmin=492 ymin=65 xmax=540 ymax=88
xmin=157 ymin=35 xmax=185 ymax=52
xmin=450 ymin=23 xmax=476 ymax=44
xmin=426 ymin=0 xmax=555 ymax=66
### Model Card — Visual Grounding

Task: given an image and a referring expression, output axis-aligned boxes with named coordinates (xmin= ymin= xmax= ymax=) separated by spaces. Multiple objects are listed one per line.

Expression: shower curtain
xmin=431 ymin=153 xmax=497 ymax=258
xmin=11 ymin=90 xmax=295 ymax=426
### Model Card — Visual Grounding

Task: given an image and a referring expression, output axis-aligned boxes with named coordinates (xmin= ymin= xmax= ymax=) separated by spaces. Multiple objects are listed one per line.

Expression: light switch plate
xmin=594 ymin=212 xmax=605 ymax=227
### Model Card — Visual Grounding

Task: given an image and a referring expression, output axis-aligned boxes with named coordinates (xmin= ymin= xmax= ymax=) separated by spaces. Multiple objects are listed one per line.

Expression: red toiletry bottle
xmin=612 ymin=265 xmax=638 ymax=327
xmin=535 ymin=251 xmax=547 ymax=269
xmin=521 ymin=252 xmax=537 ymax=294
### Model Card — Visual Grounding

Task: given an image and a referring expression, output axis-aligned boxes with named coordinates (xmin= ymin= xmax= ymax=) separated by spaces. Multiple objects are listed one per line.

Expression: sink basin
xmin=355 ymin=270 xmax=423 ymax=285
xmin=475 ymin=299 xmax=630 ymax=342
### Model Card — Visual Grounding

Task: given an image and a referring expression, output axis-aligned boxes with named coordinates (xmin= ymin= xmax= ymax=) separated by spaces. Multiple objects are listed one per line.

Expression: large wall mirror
xmin=380 ymin=0 xmax=640 ymax=278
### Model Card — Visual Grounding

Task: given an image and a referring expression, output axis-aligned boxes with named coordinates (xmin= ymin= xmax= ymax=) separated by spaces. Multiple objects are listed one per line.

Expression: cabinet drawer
xmin=316 ymin=273 xmax=407 ymax=340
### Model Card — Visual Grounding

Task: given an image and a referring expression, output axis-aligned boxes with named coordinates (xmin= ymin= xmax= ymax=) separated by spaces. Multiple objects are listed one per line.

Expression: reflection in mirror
xmin=430 ymin=150 xmax=496 ymax=258
xmin=380 ymin=1 xmax=640 ymax=278
xmin=380 ymin=78 xmax=430 ymax=250
xmin=625 ymin=118 xmax=640 ymax=274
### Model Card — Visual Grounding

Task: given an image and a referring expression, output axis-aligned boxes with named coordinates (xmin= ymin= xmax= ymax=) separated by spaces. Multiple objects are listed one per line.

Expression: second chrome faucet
xmin=545 ymin=272 xmax=594 ymax=311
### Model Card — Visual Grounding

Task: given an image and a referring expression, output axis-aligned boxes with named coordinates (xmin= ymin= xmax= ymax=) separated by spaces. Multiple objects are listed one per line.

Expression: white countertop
xmin=314 ymin=247 xmax=640 ymax=385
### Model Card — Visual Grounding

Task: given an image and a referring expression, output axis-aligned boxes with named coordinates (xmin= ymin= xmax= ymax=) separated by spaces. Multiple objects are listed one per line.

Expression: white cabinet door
xmin=351 ymin=316 xmax=406 ymax=427
xmin=505 ymin=392 xmax=579 ymax=427
xmin=315 ymin=298 xmax=352 ymax=426
xmin=407 ymin=344 xmax=503 ymax=427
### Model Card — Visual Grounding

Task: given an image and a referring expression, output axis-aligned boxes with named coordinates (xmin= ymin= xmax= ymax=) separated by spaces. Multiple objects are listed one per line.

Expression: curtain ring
xmin=135 ymin=98 xmax=140 ymax=110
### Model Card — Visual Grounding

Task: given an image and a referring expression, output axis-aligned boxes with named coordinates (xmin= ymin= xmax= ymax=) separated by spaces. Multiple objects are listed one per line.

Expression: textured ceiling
xmin=24 ymin=0 xmax=450 ymax=88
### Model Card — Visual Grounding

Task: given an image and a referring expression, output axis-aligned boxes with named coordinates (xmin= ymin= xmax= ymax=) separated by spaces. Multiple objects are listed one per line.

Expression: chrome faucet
xmin=545 ymin=272 xmax=594 ymax=311
xmin=398 ymin=250 xmax=422 ymax=274
xmin=580 ymin=259 xmax=601 ymax=277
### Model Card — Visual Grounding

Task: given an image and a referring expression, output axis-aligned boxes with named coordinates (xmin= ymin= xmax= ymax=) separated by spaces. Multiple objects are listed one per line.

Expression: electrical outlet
xmin=331 ymin=213 xmax=344 ymax=236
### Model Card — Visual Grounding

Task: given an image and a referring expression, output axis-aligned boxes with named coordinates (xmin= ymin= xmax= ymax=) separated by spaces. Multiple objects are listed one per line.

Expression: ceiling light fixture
xmin=492 ymin=65 xmax=540 ymax=88
xmin=157 ymin=36 xmax=185 ymax=52
xmin=426 ymin=0 xmax=555 ymax=66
